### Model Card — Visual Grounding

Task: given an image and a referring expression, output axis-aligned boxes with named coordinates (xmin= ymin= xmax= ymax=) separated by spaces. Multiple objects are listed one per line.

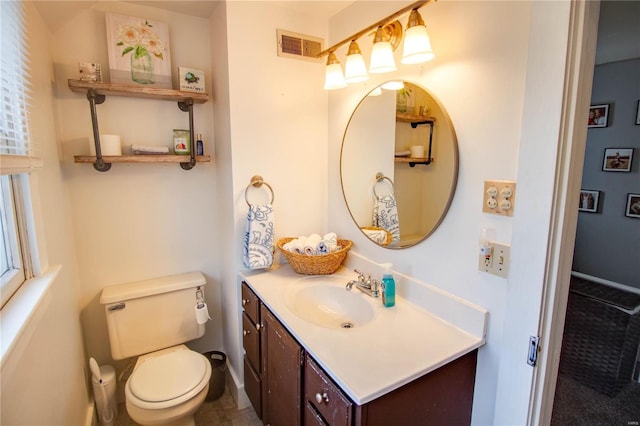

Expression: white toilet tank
xmin=100 ymin=272 xmax=207 ymax=360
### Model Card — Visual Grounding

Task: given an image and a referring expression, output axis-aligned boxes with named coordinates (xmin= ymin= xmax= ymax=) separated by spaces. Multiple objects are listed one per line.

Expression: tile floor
xmin=115 ymin=386 xmax=262 ymax=426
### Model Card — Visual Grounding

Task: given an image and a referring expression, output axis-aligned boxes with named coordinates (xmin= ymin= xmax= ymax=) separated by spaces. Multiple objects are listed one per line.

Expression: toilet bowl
xmin=124 ymin=345 xmax=212 ymax=426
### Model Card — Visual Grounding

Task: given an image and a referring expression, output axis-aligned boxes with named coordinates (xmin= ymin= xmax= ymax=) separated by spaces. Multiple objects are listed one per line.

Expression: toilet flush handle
xmin=107 ymin=303 xmax=125 ymax=311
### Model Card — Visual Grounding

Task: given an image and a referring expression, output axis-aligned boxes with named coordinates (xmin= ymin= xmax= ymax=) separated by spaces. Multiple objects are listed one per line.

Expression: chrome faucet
xmin=346 ymin=269 xmax=380 ymax=298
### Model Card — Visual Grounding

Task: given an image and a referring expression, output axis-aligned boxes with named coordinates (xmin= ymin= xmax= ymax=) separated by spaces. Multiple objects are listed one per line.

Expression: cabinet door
xmin=262 ymin=304 xmax=303 ymax=426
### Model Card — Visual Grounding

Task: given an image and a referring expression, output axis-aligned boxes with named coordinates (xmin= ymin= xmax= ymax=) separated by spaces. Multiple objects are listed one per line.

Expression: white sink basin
xmin=285 ymin=278 xmax=374 ymax=329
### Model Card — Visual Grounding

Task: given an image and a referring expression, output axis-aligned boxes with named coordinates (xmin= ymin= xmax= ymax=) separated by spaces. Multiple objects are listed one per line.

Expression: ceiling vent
xmin=277 ymin=29 xmax=323 ymax=61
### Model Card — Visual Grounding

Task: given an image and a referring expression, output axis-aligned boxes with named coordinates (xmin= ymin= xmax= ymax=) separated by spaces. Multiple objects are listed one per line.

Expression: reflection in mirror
xmin=340 ymin=81 xmax=459 ymax=248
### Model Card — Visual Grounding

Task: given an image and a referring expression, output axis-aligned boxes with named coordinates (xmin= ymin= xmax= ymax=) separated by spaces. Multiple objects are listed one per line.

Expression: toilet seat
xmin=126 ymin=348 xmax=211 ymax=410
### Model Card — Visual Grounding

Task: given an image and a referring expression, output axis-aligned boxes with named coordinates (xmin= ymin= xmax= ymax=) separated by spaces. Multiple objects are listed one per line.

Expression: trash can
xmin=204 ymin=351 xmax=227 ymax=401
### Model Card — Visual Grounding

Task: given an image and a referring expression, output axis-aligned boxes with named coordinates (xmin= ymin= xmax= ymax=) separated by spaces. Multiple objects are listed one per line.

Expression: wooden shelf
xmin=395 ymin=157 xmax=433 ymax=164
xmin=74 ymin=155 xmax=212 ymax=164
xmin=396 ymin=113 xmax=435 ymax=124
xmin=68 ymin=79 xmax=208 ymax=104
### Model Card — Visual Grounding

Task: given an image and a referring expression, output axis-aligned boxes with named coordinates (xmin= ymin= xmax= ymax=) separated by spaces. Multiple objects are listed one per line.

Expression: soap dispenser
xmin=381 ymin=263 xmax=395 ymax=307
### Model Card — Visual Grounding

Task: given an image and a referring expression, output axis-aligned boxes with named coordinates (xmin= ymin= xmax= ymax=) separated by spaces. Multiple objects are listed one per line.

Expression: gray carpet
xmin=551 ymin=373 xmax=640 ymax=426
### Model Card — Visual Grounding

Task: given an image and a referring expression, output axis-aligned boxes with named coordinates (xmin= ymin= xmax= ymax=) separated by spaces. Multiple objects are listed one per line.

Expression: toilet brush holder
xmin=91 ymin=363 xmax=118 ymax=426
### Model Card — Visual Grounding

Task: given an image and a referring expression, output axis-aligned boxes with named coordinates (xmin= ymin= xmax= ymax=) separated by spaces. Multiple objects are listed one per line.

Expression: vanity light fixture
xmin=401 ymin=9 xmax=435 ymax=64
xmin=317 ymin=0 xmax=435 ymax=90
xmin=369 ymin=26 xmax=397 ymax=74
xmin=323 ymin=52 xmax=347 ymax=90
xmin=344 ymin=41 xmax=368 ymax=83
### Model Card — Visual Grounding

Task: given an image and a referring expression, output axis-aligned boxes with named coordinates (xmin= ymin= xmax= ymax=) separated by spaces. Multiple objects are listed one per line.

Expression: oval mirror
xmin=340 ymin=81 xmax=459 ymax=248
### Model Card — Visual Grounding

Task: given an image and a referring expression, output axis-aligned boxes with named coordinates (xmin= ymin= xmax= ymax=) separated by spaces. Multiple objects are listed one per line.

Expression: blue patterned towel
xmin=243 ymin=204 xmax=275 ymax=269
xmin=373 ymin=194 xmax=400 ymax=243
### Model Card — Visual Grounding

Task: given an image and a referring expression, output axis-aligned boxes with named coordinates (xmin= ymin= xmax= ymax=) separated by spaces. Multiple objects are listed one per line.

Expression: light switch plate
xmin=483 ymin=180 xmax=516 ymax=216
xmin=478 ymin=241 xmax=511 ymax=278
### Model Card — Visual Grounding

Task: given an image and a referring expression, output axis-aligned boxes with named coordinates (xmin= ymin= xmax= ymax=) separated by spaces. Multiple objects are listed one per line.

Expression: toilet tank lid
xmin=100 ymin=272 xmax=206 ymax=305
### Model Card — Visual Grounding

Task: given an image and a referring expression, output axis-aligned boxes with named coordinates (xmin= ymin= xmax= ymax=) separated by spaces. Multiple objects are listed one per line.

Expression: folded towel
xmin=243 ymin=204 xmax=275 ymax=270
xmin=373 ymin=194 xmax=400 ymax=244
xmin=317 ymin=232 xmax=338 ymax=254
xmin=283 ymin=236 xmax=306 ymax=254
xmin=131 ymin=144 xmax=170 ymax=154
xmin=304 ymin=234 xmax=322 ymax=256
xmin=362 ymin=228 xmax=388 ymax=244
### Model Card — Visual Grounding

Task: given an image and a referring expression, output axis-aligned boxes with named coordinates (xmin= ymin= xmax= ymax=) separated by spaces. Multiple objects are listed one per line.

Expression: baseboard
xmin=226 ymin=363 xmax=251 ymax=409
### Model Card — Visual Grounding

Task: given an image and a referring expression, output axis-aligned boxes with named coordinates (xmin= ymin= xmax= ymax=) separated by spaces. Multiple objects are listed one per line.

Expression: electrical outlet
xmin=483 ymin=180 xmax=516 ymax=216
xmin=478 ymin=241 xmax=510 ymax=278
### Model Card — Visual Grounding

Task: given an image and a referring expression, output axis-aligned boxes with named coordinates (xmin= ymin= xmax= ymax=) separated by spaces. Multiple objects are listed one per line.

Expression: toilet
xmin=100 ymin=272 xmax=212 ymax=426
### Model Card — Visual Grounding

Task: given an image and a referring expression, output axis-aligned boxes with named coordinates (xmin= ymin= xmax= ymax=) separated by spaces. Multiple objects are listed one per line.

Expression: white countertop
xmin=240 ymin=262 xmax=487 ymax=405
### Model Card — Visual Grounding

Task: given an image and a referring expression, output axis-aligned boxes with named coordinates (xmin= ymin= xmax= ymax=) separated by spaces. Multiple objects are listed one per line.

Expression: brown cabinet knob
xmin=242 ymin=298 xmax=249 ymax=307
xmin=243 ymin=329 xmax=250 ymax=336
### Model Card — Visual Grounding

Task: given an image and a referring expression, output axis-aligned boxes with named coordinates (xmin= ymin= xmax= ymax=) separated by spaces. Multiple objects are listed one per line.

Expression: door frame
xmin=528 ymin=1 xmax=601 ymax=424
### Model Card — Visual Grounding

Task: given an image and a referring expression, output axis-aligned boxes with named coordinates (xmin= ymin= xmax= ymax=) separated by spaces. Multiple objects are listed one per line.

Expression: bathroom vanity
xmin=240 ymin=264 xmax=487 ymax=425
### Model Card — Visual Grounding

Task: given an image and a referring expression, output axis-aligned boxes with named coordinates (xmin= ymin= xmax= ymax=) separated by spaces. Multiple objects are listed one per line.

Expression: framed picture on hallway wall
xmin=105 ymin=13 xmax=172 ymax=88
xmin=625 ymin=193 xmax=640 ymax=218
xmin=602 ymin=148 xmax=633 ymax=172
xmin=579 ymin=190 xmax=600 ymax=213
xmin=588 ymin=104 xmax=609 ymax=128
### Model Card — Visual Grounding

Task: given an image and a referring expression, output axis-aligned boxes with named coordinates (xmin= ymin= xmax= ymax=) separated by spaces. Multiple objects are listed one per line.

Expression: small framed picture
xmin=635 ymin=100 xmax=640 ymax=125
xmin=179 ymin=67 xmax=205 ymax=93
xmin=602 ymin=148 xmax=633 ymax=172
xmin=625 ymin=193 xmax=640 ymax=218
xmin=588 ymin=104 xmax=609 ymax=128
xmin=579 ymin=189 xmax=600 ymax=213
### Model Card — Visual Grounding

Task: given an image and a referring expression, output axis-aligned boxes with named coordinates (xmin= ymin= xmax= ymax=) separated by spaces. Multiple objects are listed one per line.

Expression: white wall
xmin=327 ymin=1 xmax=573 ymax=424
xmin=0 ymin=4 xmax=89 ymax=425
xmin=48 ymin=0 xmax=221 ymax=387
xmin=220 ymin=0 xmax=330 ymax=399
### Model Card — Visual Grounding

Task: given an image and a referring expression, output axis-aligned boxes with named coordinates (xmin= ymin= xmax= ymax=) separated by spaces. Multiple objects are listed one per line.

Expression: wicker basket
xmin=277 ymin=238 xmax=352 ymax=275
xmin=558 ymin=277 xmax=640 ymax=396
xmin=361 ymin=226 xmax=392 ymax=246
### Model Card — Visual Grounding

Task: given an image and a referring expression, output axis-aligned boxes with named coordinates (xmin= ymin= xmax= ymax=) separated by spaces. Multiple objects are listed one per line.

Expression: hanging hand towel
xmin=373 ymin=194 xmax=400 ymax=244
xmin=243 ymin=204 xmax=275 ymax=269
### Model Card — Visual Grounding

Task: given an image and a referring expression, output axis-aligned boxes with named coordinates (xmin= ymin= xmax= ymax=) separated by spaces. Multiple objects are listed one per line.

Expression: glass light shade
xmin=345 ymin=54 xmax=368 ymax=83
xmin=324 ymin=62 xmax=346 ymax=90
xmin=369 ymin=41 xmax=396 ymax=74
xmin=401 ymin=25 xmax=434 ymax=64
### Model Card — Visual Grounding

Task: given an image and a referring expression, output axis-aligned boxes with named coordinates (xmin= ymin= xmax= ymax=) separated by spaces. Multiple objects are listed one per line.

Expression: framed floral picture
xmin=105 ymin=13 xmax=172 ymax=88
xmin=578 ymin=189 xmax=600 ymax=213
xmin=588 ymin=104 xmax=609 ymax=128
xmin=602 ymin=148 xmax=633 ymax=172
xmin=626 ymin=193 xmax=640 ymax=218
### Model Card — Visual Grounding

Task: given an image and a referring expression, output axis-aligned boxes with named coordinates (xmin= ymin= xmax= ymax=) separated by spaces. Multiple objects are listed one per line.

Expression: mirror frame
xmin=339 ymin=80 xmax=459 ymax=249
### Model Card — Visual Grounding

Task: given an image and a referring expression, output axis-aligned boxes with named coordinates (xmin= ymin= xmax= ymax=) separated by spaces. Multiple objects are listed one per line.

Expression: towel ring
xmin=373 ymin=172 xmax=395 ymax=199
xmin=245 ymin=175 xmax=275 ymax=206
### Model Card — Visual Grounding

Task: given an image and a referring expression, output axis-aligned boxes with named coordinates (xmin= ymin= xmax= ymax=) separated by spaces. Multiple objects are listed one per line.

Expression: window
xmin=1 ymin=1 xmax=41 ymax=308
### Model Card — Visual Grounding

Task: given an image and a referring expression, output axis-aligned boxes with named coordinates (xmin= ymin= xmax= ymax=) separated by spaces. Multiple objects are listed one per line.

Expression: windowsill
xmin=0 ymin=265 xmax=61 ymax=369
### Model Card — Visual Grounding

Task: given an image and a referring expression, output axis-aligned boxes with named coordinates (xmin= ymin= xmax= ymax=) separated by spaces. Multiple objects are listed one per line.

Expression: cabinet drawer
xmin=305 ymin=357 xmax=352 ymax=426
xmin=242 ymin=313 xmax=260 ymax=371
xmin=241 ymin=282 xmax=260 ymax=324
xmin=304 ymin=401 xmax=328 ymax=426
xmin=244 ymin=357 xmax=262 ymax=419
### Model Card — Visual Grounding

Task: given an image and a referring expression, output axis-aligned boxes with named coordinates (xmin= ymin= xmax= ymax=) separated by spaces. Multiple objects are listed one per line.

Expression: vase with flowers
xmin=116 ymin=20 xmax=165 ymax=84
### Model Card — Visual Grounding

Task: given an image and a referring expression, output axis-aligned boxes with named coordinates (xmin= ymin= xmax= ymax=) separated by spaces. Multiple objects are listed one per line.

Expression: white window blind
xmin=0 ymin=1 xmax=41 ymax=174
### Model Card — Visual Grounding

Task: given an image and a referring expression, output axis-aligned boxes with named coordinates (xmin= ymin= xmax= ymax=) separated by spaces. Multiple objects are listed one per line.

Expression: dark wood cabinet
xmin=262 ymin=304 xmax=303 ymax=426
xmin=241 ymin=283 xmax=264 ymax=418
xmin=241 ymin=281 xmax=477 ymax=426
